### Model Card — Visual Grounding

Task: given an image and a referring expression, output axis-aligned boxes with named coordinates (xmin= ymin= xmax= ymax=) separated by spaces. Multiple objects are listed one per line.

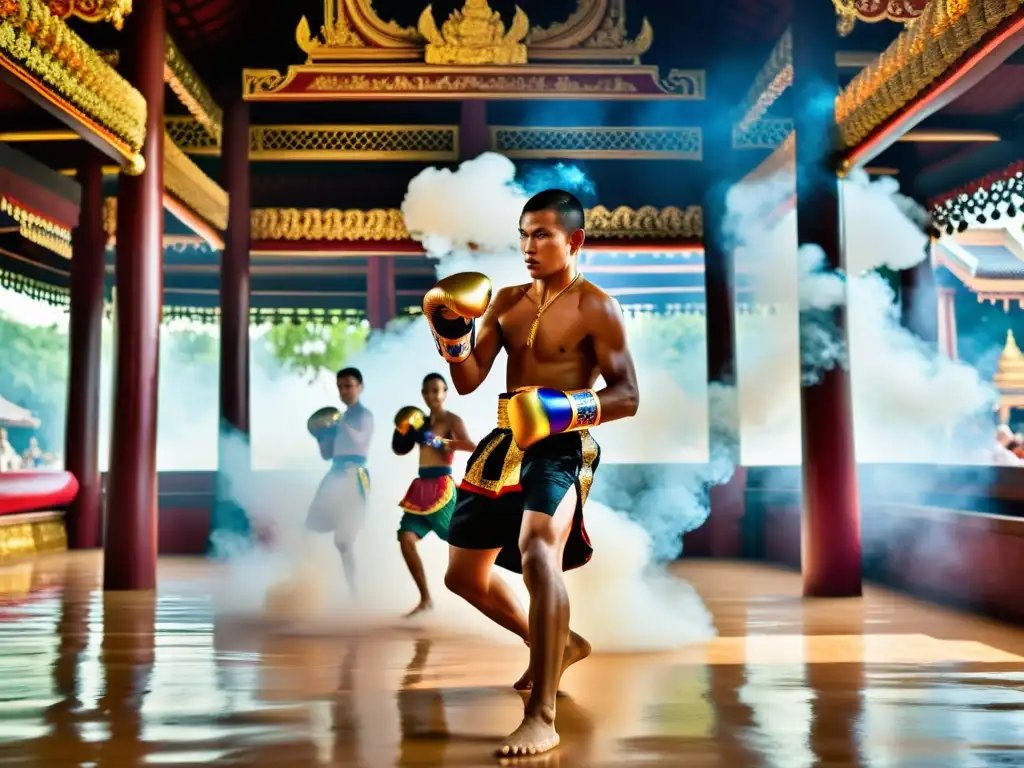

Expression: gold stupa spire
xmin=993 ymin=330 xmax=1024 ymax=392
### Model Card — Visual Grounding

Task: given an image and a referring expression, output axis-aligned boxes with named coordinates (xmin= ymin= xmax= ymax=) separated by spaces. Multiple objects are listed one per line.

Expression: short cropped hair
xmin=337 ymin=367 xmax=363 ymax=384
xmin=422 ymin=372 xmax=447 ymax=389
xmin=521 ymin=189 xmax=585 ymax=234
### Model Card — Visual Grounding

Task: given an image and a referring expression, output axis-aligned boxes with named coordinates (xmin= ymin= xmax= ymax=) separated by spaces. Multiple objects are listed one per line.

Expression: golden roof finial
xmin=993 ymin=330 xmax=1024 ymax=391
xmin=418 ymin=0 xmax=529 ymax=65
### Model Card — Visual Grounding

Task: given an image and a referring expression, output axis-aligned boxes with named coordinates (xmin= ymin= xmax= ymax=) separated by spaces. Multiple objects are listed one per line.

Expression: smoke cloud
xmin=727 ymin=161 xmax=1000 ymax=466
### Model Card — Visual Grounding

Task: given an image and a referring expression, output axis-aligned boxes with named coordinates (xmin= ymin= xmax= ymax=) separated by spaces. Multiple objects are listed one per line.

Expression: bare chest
xmin=499 ymin=292 xmax=590 ymax=363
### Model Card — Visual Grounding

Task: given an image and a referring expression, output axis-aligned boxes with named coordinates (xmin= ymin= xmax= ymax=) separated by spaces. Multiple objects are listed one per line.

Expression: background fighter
xmin=391 ymin=373 xmax=476 ymax=618
xmin=306 ymin=367 xmax=375 ymax=598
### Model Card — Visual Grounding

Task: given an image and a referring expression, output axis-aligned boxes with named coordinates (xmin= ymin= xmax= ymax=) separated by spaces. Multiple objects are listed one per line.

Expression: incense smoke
xmin=726 ymin=161 xmax=999 ymax=466
xmin=210 ymin=152 xmax=716 ymax=652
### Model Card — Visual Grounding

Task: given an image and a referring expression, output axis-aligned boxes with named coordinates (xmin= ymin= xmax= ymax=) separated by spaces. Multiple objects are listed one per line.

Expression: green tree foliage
xmin=263 ymin=320 xmax=370 ymax=381
xmin=0 ymin=310 xmax=70 ymax=450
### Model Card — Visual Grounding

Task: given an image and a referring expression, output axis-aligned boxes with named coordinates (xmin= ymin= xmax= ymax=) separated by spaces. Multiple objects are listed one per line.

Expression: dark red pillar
xmin=211 ymin=96 xmax=252 ymax=550
xmin=365 ymin=256 xmax=396 ymax=330
xmin=700 ymin=105 xmax=745 ymax=558
xmin=64 ymin=149 xmax=106 ymax=550
xmin=104 ymin=0 xmax=165 ymax=591
xmin=219 ymin=97 xmax=250 ymax=440
xmin=792 ymin=0 xmax=862 ymax=597
xmin=459 ymin=101 xmax=489 ymax=160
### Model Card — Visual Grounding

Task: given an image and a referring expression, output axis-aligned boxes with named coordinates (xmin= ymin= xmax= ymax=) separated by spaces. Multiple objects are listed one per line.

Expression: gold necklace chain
xmin=526 ymin=273 xmax=581 ymax=348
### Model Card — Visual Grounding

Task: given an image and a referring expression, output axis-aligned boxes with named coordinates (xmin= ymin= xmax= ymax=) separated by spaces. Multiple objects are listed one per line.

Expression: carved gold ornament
xmin=418 ymin=0 xmax=529 ymax=65
xmin=0 ymin=0 xmax=146 ymax=172
xmin=293 ymin=0 xmax=653 ymax=63
xmin=0 ymin=195 xmax=73 ymax=258
xmin=164 ymin=34 xmax=222 ymax=144
xmin=250 ymin=205 xmax=702 ymax=242
xmin=45 ymin=0 xmax=130 ymax=29
xmin=836 ymin=0 xmax=1022 ymax=148
xmin=251 ymin=208 xmax=409 ymax=241
xmin=585 ymin=205 xmax=703 ymax=239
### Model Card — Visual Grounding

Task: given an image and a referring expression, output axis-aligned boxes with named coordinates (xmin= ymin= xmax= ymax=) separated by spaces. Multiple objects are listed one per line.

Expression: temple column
xmin=459 ymin=101 xmax=488 ymax=161
xmin=219 ymin=97 xmax=251 ymax=444
xmin=937 ymin=287 xmax=959 ymax=359
xmin=366 ymin=256 xmax=396 ymax=329
xmin=64 ymin=149 xmax=105 ymax=550
xmin=104 ymin=0 xmax=165 ymax=591
xmin=899 ymin=244 xmax=939 ymax=346
xmin=701 ymin=96 xmax=744 ymax=558
xmin=792 ymin=0 xmax=862 ymax=596
xmin=212 ymin=95 xmax=252 ymax=548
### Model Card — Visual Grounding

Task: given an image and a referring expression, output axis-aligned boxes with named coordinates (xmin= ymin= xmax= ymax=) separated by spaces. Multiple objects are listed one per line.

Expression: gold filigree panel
xmin=251 ymin=205 xmax=702 ymax=241
xmin=251 ymin=124 xmax=458 ymax=160
xmin=732 ymin=118 xmax=793 ymax=150
xmin=165 ymin=119 xmax=459 ymax=161
xmin=164 ymin=116 xmax=220 ymax=154
xmin=491 ymin=126 xmax=702 ymax=159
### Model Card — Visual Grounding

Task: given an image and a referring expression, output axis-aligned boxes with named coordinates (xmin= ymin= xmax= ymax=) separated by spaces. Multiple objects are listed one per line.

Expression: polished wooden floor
xmin=1 ymin=553 xmax=1023 ymax=766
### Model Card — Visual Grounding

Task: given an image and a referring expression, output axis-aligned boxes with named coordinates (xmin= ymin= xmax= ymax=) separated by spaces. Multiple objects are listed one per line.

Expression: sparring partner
xmin=391 ymin=373 xmax=476 ymax=618
xmin=422 ymin=189 xmax=639 ymax=757
xmin=306 ymin=367 xmax=375 ymax=598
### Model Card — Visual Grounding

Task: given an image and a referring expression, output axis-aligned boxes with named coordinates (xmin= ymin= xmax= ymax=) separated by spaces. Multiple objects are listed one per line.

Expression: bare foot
xmin=497 ymin=713 xmax=560 ymax=757
xmin=513 ymin=632 xmax=591 ymax=691
xmin=403 ymin=600 xmax=433 ymax=619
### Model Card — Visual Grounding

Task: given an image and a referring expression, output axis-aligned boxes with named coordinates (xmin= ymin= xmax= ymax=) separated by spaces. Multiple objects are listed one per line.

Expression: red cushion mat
xmin=0 ymin=471 xmax=79 ymax=516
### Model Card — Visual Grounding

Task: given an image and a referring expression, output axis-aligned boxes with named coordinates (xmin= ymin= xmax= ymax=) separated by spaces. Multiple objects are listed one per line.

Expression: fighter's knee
xmin=519 ymin=534 xmax=558 ymax=576
xmin=444 ymin=566 xmax=478 ymax=598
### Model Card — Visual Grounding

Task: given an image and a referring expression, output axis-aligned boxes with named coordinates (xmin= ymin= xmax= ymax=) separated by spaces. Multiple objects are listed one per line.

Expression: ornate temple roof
xmin=934 ymin=227 xmax=1024 ymax=308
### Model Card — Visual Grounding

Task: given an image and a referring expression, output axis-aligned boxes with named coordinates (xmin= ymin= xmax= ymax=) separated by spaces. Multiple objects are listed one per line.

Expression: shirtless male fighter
xmin=391 ymin=373 xmax=476 ymax=617
xmin=306 ymin=367 xmax=375 ymax=598
xmin=422 ymin=189 xmax=640 ymax=757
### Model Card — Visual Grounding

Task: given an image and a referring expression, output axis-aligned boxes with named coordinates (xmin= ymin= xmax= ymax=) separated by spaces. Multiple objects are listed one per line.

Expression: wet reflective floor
xmin=1 ymin=553 xmax=1023 ymax=766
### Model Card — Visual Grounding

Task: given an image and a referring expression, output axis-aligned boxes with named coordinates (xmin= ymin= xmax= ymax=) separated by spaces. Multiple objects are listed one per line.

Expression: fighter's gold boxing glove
xmin=392 ymin=405 xmax=427 ymax=455
xmin=422 ymin=272 xmax=492 ymax=363
xmin=507 ymin=387 xmax=602 ymax=449
xmin=307 ymin=406 xmax=341 ymax=439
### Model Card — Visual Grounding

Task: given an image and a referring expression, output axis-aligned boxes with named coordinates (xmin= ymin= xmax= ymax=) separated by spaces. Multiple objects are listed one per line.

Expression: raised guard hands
xmin=422 ymin=272 xmax=492 ymax=363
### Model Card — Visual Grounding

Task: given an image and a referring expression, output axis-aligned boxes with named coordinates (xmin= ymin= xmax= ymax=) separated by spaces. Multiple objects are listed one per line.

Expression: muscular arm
xmin=443 ymin=413 xmax=476 ymax=453
xmin=448 ymin=287 xmax=513 ymax=395
xmin=584 ymin=293 xmax=639 ymax=423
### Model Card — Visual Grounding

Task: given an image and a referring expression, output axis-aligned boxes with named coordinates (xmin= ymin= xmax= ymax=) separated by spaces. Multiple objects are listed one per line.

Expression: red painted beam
xmin=844 ymin=13 xmax=1024 ymax=170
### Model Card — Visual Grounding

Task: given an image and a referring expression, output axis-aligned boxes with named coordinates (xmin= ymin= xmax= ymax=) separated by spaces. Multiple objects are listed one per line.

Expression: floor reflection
xmin=0 ymin=555 xmax=1022 ymax=766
